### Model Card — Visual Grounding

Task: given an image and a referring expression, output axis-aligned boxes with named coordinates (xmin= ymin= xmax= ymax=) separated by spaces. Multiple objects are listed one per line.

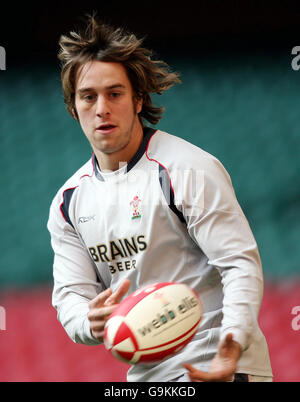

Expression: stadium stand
xmin=0 ymin=52 xmax=299 ymax=381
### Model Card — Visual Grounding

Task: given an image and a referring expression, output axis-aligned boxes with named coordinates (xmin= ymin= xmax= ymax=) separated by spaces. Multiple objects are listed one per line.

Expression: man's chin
xmin=95 ymin=140 xmax=130 ymax=156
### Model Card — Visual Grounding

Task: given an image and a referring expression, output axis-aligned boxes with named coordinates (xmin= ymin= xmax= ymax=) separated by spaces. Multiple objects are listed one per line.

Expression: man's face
xmin=74 ymin=60 xmax=142 ymax=163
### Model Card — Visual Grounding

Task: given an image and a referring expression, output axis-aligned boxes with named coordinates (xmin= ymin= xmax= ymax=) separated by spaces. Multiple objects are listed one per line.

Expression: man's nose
xmin=96 ymin=96 xmax=110 ymax=117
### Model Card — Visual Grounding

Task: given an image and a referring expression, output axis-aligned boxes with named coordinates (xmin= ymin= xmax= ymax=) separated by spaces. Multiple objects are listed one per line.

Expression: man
xmin=48 ymin=15 xmax=273 ymax=382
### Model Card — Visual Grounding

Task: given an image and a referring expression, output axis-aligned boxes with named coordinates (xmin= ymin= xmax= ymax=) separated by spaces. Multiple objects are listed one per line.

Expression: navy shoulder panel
xmin=158 ymin=165 xmax=186 ymax=224
xmin=60 ymin=187 xmax=77 ymax=228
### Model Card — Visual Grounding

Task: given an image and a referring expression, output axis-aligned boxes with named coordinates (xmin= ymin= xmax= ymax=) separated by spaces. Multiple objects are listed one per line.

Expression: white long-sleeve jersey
xmin=47 ymin=128 xmax=273 ymax=381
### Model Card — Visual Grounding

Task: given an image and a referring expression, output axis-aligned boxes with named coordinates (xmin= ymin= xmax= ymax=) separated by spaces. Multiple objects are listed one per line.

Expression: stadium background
xmin=0 ymin=2 xmax=300 ymax=382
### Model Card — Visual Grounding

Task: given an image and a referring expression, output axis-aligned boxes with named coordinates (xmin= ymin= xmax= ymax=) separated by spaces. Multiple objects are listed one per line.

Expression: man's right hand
xmin=88 ymin=279 xmax=131 ymax=342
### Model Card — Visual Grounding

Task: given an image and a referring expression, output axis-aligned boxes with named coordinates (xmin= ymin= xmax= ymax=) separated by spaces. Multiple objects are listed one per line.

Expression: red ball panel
xmin=114 ymin=321 xmax=139 ymax=351
xmin=113 ymin=350 xmax=135 ymax=363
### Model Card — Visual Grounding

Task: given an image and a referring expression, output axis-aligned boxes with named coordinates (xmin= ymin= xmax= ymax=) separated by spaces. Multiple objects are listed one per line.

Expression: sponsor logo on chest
xmin=89 ymin=235 xmax=147 ymax=275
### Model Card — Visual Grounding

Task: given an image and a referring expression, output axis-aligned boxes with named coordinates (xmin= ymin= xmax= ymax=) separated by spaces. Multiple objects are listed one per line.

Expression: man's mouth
xmin=96 ymin=124 xmax=117 ymax=134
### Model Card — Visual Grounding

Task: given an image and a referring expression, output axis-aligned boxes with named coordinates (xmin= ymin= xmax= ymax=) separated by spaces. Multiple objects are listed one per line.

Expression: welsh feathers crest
xmin=130 ymin=195 xmax=142 ymax=220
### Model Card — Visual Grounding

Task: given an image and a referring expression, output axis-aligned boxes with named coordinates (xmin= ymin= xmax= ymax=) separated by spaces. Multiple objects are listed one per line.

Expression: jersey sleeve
xmin=47 ymin=191 xmax=103 ymax=346
xmin=177 ymin=156 xmax=264 ymax=351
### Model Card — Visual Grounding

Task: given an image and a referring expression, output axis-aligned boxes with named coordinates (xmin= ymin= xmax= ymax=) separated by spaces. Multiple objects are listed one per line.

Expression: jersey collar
xmin=92 ymin=126 xmax=157 ymax=181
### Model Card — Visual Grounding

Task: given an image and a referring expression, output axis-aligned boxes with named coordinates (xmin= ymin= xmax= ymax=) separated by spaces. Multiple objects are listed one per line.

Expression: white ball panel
xmin=124 ymin=284 xmax=201 ymax=349
xmin=104 ymin=316 xmax=124 ymax=349
xmin=113 ymin=336 xmax=135 ymax=353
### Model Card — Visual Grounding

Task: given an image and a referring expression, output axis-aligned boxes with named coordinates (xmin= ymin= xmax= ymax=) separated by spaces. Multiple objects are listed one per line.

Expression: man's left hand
xmin=184 ymin=333 xmax=242 ymax=382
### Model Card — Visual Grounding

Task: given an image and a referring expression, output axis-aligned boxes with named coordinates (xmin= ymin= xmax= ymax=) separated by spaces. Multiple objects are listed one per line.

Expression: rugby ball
xmin=104 ymin=282 xmax=202 ymax=364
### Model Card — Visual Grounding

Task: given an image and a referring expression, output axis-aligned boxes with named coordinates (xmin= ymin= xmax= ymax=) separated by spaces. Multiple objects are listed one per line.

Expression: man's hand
xmin=184 ymin=333 xmax=242 ymax=382
xmin=88 ymin=279 xmax=130 ymax=342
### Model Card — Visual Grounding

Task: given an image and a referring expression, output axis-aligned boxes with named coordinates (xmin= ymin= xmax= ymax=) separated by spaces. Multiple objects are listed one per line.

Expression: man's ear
xmin=136 ymin=96 xmax=143 ymax=115
xmin=71 ymin=107 xmax=79 ymax=121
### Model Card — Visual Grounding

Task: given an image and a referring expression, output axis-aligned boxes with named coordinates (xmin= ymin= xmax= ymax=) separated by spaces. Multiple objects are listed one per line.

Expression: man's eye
xmin=84 ymin=94 xmax=96 ymax=101
xmin=110 ymin=92 xmax=121 ymax=98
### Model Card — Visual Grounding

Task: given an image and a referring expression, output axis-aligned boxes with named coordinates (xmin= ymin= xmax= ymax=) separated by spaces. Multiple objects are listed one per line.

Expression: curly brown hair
xmin=58 ymin=14 xmax=181 ymax=125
